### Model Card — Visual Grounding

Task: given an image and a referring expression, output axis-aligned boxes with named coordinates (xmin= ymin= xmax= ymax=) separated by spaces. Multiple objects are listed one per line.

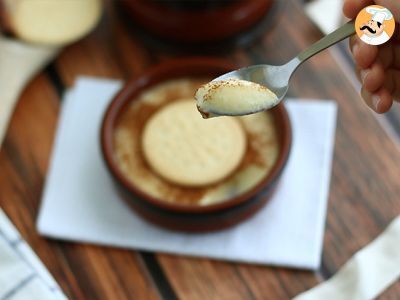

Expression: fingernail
xmin=372 ymin=94 xmax=381 ymax=111
xmin=360 ymin=69 xmax=370 ymax=84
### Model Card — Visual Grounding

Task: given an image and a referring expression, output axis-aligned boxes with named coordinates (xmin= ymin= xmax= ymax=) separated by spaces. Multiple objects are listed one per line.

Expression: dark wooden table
xmin=1 ymin=0 xmax=400 ymax=299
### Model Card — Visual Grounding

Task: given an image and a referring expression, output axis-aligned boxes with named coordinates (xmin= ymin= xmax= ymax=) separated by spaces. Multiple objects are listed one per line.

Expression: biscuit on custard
xmin=142 ymin=99 xmax=247 ymax=187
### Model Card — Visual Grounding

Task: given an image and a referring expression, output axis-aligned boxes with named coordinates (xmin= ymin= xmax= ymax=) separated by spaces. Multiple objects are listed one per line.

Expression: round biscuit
xmin=142 ymin=99 xmax=247 ymax=187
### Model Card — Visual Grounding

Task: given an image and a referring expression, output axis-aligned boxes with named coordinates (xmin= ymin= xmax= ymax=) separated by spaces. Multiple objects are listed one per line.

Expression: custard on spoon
xmin=195 ymin=79 xmax=279 ymax=118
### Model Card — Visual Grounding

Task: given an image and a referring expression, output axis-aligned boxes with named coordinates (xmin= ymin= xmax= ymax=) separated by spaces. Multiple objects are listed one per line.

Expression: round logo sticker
xmin=355 ymin=5 xmax=396 ymax=45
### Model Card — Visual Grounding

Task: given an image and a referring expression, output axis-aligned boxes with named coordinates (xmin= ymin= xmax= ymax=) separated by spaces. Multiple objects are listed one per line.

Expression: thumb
xmin=377 ymin=0 xmax=400 ymax=22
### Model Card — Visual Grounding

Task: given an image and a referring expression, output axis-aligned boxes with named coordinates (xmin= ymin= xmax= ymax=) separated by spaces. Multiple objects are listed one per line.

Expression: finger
xmin=343 ymin=0 xmax=374 ymax=19
xmin=391 ymin=23 xmax=400 ymax=42
xmin=361 ymin=62 xmax=386 ymax=93
xmin=376 ymin=43 xmax=394 ymax=69
xmin=384 ymin=69 xmax=400 ymax=100
xmin=355 ymin=64 xmax=362 ymax=82
xmin=349 ymin=35 xmax=358 ymax=53
xmin=353 ymin=42 xmax=378 ymax=69
xmin=361 ymin=87 xmax=393 ymax=113
xmin=349 ymin=37 xmax=378 ymax=69
xmin=376 ymin=42 xmax=400 ymax=70
xmin=393 ymin=43 xmax=400 ymax=68
xmin=376 ymin=0 xmax=400 ymax=23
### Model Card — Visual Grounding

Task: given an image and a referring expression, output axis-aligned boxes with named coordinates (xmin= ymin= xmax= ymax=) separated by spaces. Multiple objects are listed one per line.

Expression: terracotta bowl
xmin=101 ymin=57 xmax=292 ymax=232
xmin=118 ymin=0 xmax=274 ymax=43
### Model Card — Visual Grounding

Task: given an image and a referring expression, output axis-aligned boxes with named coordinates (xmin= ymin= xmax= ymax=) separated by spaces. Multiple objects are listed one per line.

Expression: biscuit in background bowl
xmin=101 ymin=58 xmax=292 ymax=232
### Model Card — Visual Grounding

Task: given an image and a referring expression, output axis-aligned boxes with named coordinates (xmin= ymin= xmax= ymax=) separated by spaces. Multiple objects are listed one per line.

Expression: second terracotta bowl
xmin=101 ymin=57 xmax=292 ymax=232
xmin=118 ymin=0 xmax=274 ymax=43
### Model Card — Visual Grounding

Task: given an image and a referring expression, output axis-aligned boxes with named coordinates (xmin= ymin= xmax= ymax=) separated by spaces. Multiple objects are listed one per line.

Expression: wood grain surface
xmin=0 ymin=0 xmax=399 ymax=299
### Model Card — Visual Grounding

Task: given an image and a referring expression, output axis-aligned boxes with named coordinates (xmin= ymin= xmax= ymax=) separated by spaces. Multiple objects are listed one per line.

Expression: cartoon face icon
xmin=360 ymin=19 xmax=385 ymax=37
xmin=356 ymin=6 xmax=395 ymax=45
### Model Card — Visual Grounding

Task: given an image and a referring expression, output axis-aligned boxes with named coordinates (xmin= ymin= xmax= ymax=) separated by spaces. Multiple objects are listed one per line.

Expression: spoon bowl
xmin=204 ymin=20 xmax=356 ymax=116
xmin=214 ymin=64 xmax=290 ymax=101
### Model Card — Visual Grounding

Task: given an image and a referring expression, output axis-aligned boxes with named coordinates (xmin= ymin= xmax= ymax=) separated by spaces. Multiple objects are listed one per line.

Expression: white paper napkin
xmin=305 ymin=0 xmax=343 ymax=35
xmin=0 ymin=209 xmax=66 ymax=300
xmin=37 ymin=77 xmax=337 ymax=270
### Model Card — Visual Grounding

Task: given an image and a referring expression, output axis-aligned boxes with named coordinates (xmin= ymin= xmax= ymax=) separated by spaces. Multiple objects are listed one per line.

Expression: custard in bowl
xmin=101 ymin=58 xmax=291 ymax=232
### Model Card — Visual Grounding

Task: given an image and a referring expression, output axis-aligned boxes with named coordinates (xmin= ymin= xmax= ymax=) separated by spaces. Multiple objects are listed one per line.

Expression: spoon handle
xmin=285 ymin=20 xmax=356 ymax=74
xmin=298 ymin=20 xmax=355 ymax=61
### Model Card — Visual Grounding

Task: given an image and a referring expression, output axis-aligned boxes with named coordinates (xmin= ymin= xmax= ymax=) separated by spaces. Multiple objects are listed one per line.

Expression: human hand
xmin=343 ymin=0 xmax=399 ymax=113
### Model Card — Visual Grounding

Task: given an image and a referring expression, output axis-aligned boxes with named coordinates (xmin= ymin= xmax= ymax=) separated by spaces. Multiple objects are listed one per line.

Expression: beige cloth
xmin=294 ymin=216 xmax=400 ymax=300
xmin=0 ymin=35 xmax=57 ymax=147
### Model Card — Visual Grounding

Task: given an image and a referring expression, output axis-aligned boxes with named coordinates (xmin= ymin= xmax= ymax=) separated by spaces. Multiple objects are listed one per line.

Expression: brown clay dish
xmin=118 ymin=0 xmax=274 ymax=43
xmin=101 ymin=57 xmax=292 ymax=232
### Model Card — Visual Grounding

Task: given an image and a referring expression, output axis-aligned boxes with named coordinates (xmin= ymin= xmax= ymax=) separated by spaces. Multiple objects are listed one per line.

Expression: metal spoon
xmin=208 ymin=20 xmax=356 ymax=116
